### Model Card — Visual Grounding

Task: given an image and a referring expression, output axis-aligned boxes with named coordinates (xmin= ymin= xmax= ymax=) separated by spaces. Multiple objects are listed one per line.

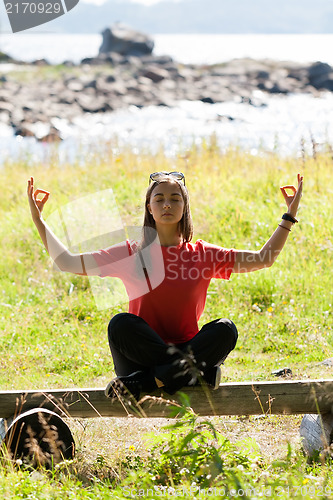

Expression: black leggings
xmin=108 ymin=313 xmax=238 ymax=394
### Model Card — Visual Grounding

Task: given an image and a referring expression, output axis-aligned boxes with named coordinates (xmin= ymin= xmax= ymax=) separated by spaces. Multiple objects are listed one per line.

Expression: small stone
xmin=320 ymin=358 xmax=333 ymax=367
xmin=272 ymin=367 xmax=292 ymax=377
xmin=142 ymin=66 xmax=169 ymax=83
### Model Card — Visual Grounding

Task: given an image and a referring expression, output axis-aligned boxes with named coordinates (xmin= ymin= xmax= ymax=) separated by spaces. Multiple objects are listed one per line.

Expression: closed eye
xmin=154 ymin=198 xmax=180 ymax=202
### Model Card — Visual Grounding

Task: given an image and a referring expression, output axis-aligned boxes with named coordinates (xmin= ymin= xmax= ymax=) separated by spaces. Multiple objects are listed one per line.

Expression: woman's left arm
xmin=233 ymin=174 xmax=303 ymax=273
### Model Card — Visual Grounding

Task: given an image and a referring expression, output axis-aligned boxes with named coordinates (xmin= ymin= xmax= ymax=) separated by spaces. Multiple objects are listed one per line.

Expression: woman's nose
xmin=163 ymin=200 xmax=171 ymax=208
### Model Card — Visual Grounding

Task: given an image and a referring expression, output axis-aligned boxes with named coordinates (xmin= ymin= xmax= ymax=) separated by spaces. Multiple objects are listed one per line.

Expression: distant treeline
xmin=5 ymin=0 xmax=333 ymax=35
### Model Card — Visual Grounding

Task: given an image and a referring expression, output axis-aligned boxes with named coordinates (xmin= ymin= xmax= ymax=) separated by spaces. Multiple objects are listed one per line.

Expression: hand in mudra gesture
xmin=27 ymin=176 xmax=50 ymax=220
xmin=280 ymin=173 xmax=303 ymax=218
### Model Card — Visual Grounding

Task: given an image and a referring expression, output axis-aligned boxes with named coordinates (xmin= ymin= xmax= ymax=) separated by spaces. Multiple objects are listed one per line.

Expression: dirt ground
xmin=71 ymin=413 xmax=304 ymax=466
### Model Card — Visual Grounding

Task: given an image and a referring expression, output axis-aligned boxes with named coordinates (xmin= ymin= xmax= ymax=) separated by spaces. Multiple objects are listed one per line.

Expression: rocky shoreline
xmin=1 ymin=51 xmax=333 ymax=142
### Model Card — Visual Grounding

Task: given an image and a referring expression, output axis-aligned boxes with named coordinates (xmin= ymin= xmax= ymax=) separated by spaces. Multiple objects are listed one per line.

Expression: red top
xmin=92 ymin=239 xmax=235 ymax=344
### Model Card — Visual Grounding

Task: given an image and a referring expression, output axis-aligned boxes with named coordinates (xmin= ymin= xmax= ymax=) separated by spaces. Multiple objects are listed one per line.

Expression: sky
xmin=81 ymin=0 xmax=167 ymax=4
xmin=129 ymin=0 xmax=165 ymax=3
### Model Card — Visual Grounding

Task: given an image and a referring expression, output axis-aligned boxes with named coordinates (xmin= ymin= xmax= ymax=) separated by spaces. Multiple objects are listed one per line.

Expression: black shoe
xmin=202 ymin=365 xmax=221 ymax=390
xmin=105 ymin=370 xmax=157 ymax=401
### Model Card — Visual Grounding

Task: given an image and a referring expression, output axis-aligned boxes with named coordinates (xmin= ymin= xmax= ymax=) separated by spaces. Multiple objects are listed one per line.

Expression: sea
xmin=2 ymin=33 xmax=333 ymax=66
xmin=1 ymin=33 xmax=333 ymax=161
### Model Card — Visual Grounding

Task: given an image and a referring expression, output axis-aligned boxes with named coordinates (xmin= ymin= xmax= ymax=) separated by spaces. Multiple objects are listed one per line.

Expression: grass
xmin=0 ymin=63 xmax=117 ymax=82
xmin=0 ymin=138 xmax=333 ymax=498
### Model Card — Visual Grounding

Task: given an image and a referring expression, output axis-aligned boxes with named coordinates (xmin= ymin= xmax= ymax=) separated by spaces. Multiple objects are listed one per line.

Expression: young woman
xmin=27 ymin=172 xmax=303 ymax=401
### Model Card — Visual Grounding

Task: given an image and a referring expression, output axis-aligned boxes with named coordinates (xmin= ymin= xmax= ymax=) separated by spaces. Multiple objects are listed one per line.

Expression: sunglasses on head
xmin=149 ymin=171 xmax=185 ymax=185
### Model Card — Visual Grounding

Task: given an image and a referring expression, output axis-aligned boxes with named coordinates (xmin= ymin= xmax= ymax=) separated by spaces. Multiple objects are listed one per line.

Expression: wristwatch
xmin=282 ymin=213 xmax=298 ymax=224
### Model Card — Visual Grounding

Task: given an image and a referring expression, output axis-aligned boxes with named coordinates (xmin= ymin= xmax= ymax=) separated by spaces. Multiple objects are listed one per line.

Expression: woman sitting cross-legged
xmin=27 ymin=172 xmax=303 ymax=401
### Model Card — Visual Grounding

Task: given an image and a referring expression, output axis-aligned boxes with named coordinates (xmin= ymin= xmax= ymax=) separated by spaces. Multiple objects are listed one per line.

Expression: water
xmin=2 ymin=93 xmax=333 ymax=163
xmin=1 ymin=33 xmax=333 ymax=65
xmin=1 ymin=33 xmax=333 ymax=160
xmin=155 ymin=34 xmax=333 ymax=66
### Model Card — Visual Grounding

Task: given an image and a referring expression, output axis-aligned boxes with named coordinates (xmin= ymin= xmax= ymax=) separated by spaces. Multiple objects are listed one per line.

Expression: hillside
xmin=1 ymin=0 xmax=333 ymax=34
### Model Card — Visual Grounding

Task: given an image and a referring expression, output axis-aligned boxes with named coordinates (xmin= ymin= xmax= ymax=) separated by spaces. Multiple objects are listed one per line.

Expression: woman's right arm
xmin=27 ymin=177 xmax=98 ymax=275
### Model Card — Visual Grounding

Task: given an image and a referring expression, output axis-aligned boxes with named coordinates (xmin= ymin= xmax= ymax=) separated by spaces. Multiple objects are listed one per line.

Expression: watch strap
xmin=282 ymin=213 xmax=298 ymax=224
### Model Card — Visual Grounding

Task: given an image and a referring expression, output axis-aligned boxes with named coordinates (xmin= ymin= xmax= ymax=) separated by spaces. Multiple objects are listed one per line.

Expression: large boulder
xmin=99 ymin=24 xmax=154 ymax=57
xmin=308 ymin=61 xmax=333 ymax=88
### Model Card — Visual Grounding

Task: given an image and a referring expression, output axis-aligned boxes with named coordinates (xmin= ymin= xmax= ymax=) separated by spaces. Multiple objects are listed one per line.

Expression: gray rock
xmin=256 ymin=70 xmax=270 ymax=80
xmin=107 ymin=52 xmax=126 ymax=65
xmin=84 ymin=79 xmax=97 ymax=89
xmin=67 ymin=80 xmax=84 ymax=92
xmin=308 ymin=62 xmax=333 ymax=89
xmin=0 ymin=112 xmax=10 ymax=124
xmin=32 ymin=58 xmax=50 ymax=66
xmin=0 ymin=51 xmax=15 ymax=62
xmin=141 ymin=66 xmax=169 ymax=83
xmin=259 ymin=81 xmax=289 ymax=94
xmin=10 ymin=108 xmax=25 ymax=126
xmin=0 ymin=101 xmax=14 ymax=113
xmin=14 ymin=122 xmax=35 ymax=137
xmin=99 ymin=23 xmax=154 ymax=57
xmin=37 ymin=126 xmax=62 ymax=142
xmin=287 ymin=67 xmax=309 ymax=82
xmin=81 ymin=57 xmax=105 ymax=65
xmin=311 ymin=75 xmax=333 ymax=91
xmin=75 ymin=95 xmax=112 ymax=113
xmin=308 ymin=61 xmax=332 ymax=80
xmin=272 ymin=367 xmax=292 ymax=377
xmin=121 ymin=55 xmax=143 ymax=67
xmin=58 ymin=92 xmax=77 ymax=105
xmin=140 ymin=55 xmax=174 ymax=65
xmin=319 ymin=357 xmax=333 ymax=367
xmin=62 ymin=60 xmax=76 ymax=67
xmin=105 ymin=75 xmax=116 ymax=83
xmin=3 ymin=56 xmax=333 ymax=140
xmin=201 ymin=96 xmax=215 ymax=104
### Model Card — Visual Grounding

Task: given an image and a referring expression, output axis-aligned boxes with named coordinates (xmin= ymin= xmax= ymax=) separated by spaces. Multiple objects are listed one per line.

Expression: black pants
xmin=108 ymin=312 xmax=238 ymax=394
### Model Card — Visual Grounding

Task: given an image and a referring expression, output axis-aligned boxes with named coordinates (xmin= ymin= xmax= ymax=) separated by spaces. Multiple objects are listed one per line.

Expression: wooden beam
xmin=0 ymin=379 xmax=332 ymax=419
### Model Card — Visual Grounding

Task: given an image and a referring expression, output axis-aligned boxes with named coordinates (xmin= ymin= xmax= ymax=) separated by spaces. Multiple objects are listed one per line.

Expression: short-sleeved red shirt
xmin=92 ymin=239 xmax=235 ymax=344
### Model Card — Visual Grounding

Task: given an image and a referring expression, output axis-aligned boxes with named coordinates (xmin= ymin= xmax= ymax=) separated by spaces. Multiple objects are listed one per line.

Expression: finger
xmin=280 ymin=186 xmax=295 ymax=201
xmin=28 ymin=183 xmax=34 ymax=198
xmin=296 ymin=183 xmax=303 ymax=199
xmin=39 ymin=194 xmax=50 ymax=206
xmin=280 ymin=187 xmax=289 ymax=202
xmin=34 ymin=189 xmax=50 ymax=196
xmin=280 ymin=185 xmax=297 ymax=194
xmin=34 ymin=192 xmax=49 ymax=204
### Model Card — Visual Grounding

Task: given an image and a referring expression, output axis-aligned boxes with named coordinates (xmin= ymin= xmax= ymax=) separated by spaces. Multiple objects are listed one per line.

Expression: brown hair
xmin=140 ymin=176 xmax=193 ymax=249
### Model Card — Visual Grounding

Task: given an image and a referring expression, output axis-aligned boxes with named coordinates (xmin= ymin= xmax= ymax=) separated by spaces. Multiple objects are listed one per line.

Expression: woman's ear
xmin=147 ymin=203 xmax=152 ymax=215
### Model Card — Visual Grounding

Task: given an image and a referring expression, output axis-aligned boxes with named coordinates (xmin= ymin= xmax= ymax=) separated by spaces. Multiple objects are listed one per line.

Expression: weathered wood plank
xmin=0 ymin=379 xmax=332 ymax=419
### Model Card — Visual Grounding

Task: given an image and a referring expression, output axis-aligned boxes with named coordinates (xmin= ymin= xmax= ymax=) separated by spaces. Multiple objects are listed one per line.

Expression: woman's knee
xmin=218 ymin=318 xmax=238 ymax=347
xmin=108 ymin=312 xmax=133 ymax=343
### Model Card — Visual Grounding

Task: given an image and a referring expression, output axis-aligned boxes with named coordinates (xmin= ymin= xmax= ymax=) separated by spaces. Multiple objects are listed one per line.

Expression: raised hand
xmin=280 ymin=173 xmax=303 ymax=218
xmin=27 ymin=177 xmax=50 ymax=221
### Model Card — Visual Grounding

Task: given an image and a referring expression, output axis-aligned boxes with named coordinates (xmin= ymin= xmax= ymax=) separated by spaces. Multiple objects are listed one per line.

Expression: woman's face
xmin=147 ymin=181 xmax=185 ymax=227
